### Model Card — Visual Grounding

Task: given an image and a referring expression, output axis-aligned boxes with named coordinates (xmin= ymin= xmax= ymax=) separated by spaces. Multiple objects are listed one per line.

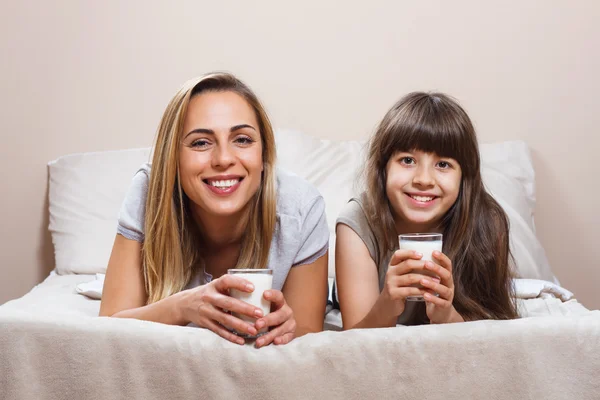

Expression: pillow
xmin=49 ymin=148 xmax=152 ymax=274
xmin=479 ymin=141 xmax=555 ymax=283
xmin=275 ymin=130 xmax=366 ymax=279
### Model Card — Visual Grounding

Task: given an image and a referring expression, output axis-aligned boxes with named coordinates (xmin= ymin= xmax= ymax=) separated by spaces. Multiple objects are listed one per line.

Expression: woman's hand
xmin=377 ymin=249 xmax=432 ymax=319
xmin=422 ymin=251 xmax=464 ymax=324
xmin=253 ymin=289 xmax=296 ymax=348
xmin=180 ymin=274 xmax=265 ymax=345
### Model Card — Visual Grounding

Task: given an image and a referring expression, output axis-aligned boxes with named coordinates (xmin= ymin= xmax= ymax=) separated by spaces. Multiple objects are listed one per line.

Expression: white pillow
xmin=479 ymin=141 xmax=555 ymax=282
xmin=49 ymin=148 xmax=151 ymax=275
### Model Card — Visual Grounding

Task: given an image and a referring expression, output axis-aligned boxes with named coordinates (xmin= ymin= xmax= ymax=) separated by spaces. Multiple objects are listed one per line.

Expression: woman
xmin=100 ymin=72 xmax=329 ymax=348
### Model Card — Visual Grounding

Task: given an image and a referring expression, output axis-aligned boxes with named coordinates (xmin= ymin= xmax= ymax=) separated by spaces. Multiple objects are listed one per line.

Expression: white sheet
xmin=1 ymin=272 xmax=598 ymax=400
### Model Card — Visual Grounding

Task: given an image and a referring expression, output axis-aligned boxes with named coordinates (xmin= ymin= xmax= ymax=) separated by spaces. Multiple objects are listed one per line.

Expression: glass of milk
xmin=227 ymin=268 xmax=273 ymax=338
xmin=398 ymin=233 xmax=443 ymax=301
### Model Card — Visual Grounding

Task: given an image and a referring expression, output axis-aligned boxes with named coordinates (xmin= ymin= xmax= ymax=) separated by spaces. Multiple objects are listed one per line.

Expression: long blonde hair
xmin=143 ymin=72 xmax=277 ymax=304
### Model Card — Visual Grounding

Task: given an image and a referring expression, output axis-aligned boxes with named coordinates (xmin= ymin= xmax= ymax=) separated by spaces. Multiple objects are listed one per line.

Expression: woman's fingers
xmin=274 ymin=332 xmax=295 ymax=345
xmin=206 ymin=307 xmax=258 ymax=337
xmin=264 ymin=289 xmax=285 ymax=308
xmin=255 ymin=305 xmax=291 ymax=332
xmin=203 ymin=320 xmax=246 ymax=345
xmin=255 ymin=318 xmax=296 ymax=349
xmin=214 ymin=275 xmax=255 ymax=294
xmin=210 ymin=293 xmax=264 ymax=319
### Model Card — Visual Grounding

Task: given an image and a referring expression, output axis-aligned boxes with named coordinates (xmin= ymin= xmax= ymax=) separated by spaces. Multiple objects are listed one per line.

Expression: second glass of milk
xmin=398 ymin=233 xmax=443 ymax=301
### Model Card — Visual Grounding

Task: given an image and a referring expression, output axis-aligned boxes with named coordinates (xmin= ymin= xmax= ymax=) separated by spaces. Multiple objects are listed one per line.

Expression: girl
xmin=335 ymin=92 xmax=517 ymax=328
xmin=100 ymin=72 xmax=329 ymax=347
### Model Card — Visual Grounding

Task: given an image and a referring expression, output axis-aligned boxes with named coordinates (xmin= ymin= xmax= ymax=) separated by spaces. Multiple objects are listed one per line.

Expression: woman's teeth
xmin=209 ymin=179 xmax=239 ymax=188
xmin=410 ymin=195 xmax=434 ymax=202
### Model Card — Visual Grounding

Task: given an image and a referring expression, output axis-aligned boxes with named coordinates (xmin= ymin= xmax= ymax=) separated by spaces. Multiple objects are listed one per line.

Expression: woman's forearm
xmin=110 ymin=290 xmax=188 ymax=326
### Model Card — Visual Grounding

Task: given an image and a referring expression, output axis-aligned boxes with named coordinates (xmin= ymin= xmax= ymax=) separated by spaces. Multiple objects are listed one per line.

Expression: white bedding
xmin=70 ymin=272 xmax=589 ymax=329
xmin=1 ymin=273 xmax=598 ymax=400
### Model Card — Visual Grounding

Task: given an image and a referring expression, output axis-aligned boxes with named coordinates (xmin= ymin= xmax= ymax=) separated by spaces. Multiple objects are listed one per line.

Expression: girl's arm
xmin=336 ymin=224 xmax=427 ymax=329
xmin=335 ymin=224 xmax=397 ymax=329
xmin=281 ymin=252 xmax=329 ymax=337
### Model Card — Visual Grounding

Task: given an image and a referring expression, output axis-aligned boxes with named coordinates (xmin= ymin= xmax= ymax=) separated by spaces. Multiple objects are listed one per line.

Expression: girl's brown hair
xmin=364 ymin=92 xmax=517 ymax=320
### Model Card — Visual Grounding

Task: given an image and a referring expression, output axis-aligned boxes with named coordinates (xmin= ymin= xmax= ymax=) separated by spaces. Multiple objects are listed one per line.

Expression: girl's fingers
xmin=392 ymin=273 xmax=436 ymax=288
xmin=389 ymin=249 xmax=423 ymax=266
xmin=388 ymin=286 xmax=426 ymax=300
xmin=432 ymin=251 xmax=453 ymax=273
xmin=423 ymin=291 xmax=451 ymax=308
xmin=420 ymin=278 xmax=453 ymax=300
xmin=424 ymin=261 xmax=452 ymax=286
xmin=390 ymin=259 xmax=428 ymax=276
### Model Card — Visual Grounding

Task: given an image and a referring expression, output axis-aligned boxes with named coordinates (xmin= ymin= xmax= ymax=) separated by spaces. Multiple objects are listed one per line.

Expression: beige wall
xmin=1 ymin=1 xmax=598 ymax=309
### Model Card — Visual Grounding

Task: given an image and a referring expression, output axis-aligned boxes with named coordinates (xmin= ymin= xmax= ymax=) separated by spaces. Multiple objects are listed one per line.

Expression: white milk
xmin=399 ymin=240 xmax=443 ymax=262
xmin=229 ymin=272 xmax=273 ymax=335
xmin=399 ymin=238 xmax=443 ymax=298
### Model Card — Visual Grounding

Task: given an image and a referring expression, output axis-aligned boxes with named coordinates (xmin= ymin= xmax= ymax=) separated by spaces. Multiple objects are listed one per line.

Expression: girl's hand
xmin=378 ymin=249 xmax=432 ymax=319
xmin=181 ymin=275 xmax=265 ymax=345
xmin=253 ymin=289 xmax=296 ymax=348
xmin=422 ymin=251 xmax=464 ymax=324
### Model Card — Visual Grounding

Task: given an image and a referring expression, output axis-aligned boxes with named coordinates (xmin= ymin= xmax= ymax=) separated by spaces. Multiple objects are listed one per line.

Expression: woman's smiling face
xmin=179 ymin=91 xmax=263 ymax=219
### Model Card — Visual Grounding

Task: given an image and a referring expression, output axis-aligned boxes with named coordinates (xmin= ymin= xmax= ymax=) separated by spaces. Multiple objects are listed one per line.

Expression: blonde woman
xmin=99 ymin=72 xmax=329 ymax=348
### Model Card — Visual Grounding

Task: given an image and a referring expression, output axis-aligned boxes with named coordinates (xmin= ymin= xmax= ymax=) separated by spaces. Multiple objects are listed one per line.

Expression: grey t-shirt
xmin=117 ymin=163 xmax=329 ymax=292
xmin=336 ymin=196 xmax=428 ymax=325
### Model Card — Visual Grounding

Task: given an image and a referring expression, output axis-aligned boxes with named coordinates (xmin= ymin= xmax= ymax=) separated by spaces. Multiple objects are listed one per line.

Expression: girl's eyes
xmin=398 ymin=156 xmax=453 ymax=169
xmin=399 ymin=157 xmax=415 ymax=165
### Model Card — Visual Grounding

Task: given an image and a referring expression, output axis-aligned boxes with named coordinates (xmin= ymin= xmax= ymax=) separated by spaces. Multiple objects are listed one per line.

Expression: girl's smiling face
xmin=385 ymin=149 xmax=462 ymax=233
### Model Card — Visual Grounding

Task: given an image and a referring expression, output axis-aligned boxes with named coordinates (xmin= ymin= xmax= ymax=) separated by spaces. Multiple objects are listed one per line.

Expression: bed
xmin=1 ymin=130 xmax=598 ymax=399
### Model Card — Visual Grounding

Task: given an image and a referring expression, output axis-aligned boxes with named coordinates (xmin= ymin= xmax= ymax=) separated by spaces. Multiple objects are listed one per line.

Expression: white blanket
xmin=1 ymin=273 xmax=598 ymax=400
xmin=75 ymin=273 xmax=577 ymax=303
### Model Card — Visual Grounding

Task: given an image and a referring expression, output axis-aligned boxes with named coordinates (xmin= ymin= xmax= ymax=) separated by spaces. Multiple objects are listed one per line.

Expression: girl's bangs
xmin=387 ymin=117 xmax=467 ymax=165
